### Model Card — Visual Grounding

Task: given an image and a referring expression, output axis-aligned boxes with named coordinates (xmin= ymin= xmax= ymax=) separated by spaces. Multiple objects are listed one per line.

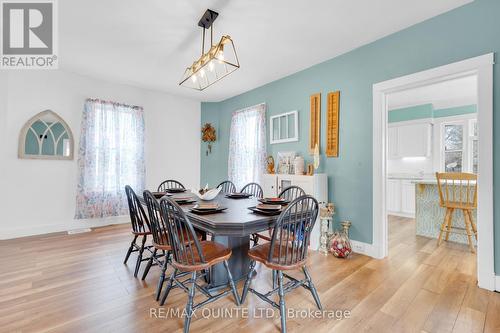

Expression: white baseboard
xmin=350 ymin=240 xmax=379 ymax=258
xmin=495 ymin=275 xmax=500 ymax=292
xmin=0 ymin=216 xmax=130 ymax=240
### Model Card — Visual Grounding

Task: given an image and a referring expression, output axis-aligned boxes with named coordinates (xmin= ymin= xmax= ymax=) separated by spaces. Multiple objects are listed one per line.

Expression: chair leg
xmin=277 ymin=271 xmax=287 ymax=333
xmin=223 ymin=260 xmax=240 ymax=305
xmin=462 ymin=210 xmax=476 ymax=253
xmin=124 ymin=235 xmax=138 ymax=264
xmin=134 ymin=235 xmax=147 ymax=278
xmin=437 ymin=208 xmax=451 ymax=246
xmin=142 ymin=248 xmax=157 ymax=280
xmin=272 ymin=270 xmax=277 ymax=289
xmin=156 ymin=260 xmax=173 ymax=305
xmin=445 ymin=208 xmax=454 ymax=241
xmin=467 ymin=210 xmax=477 ymax=240
xmin=241 ymin=261 xmax=256 ymax=304
xmin=302 ymin=266 xmax=322 ymax=310
xmin=183 ymin=272 xmax=197 ymax=333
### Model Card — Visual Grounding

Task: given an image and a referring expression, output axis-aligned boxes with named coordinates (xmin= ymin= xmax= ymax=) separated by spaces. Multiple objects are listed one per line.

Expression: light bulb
xmin=191 ymin=74 xmax=197 ymax=83
xmin=218 ymin=51 xmax=225 ymax=61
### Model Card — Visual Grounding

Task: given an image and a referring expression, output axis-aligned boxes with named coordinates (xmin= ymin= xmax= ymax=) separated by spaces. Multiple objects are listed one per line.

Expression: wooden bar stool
xmin=436 ymin=172 xmax=477 ymax=253
xmin=158 ymin=196 xmax=240 ymax=333
xmin=241 ymin=195 xmax=322 ymax=333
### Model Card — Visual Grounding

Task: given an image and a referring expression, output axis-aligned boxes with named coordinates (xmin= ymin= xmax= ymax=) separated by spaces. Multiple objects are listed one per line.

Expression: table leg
xmin=208 ymin=235 xmax=250 ymax=290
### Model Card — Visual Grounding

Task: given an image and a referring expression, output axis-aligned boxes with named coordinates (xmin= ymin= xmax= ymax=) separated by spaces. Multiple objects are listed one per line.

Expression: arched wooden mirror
xmin=18 ymin=110 xmax=74 ymax=160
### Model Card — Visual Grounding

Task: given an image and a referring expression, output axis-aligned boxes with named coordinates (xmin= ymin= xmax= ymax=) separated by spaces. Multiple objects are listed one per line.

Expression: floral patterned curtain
xmin=75 ymin=99 xmax=145 ymax=219
xmin=228 ymin=103 xmax=267 ymax=189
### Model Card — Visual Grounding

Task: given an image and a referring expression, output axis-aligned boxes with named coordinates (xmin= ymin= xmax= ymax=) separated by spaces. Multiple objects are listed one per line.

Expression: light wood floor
xmin=1 ymin=216 xmax=499 ymax=333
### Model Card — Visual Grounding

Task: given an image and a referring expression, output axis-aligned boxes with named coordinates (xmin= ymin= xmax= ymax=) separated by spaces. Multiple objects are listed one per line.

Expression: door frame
xmin=372 ymin=53 xmax=495 ymax=290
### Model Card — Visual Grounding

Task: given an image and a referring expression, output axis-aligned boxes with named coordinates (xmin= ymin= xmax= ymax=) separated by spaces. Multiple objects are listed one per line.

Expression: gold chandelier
xmin=179 ymin=9 xmax=240 ymax=91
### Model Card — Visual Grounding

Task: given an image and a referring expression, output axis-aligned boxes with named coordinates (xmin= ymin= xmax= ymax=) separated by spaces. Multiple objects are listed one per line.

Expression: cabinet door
xmin=401 ymin=181 xmax=416 ymax=216
xmin=397 ymin=123 xmax=431 ymax=157
xmin=291 ymin=178 xmax=314 ymax=195
xmin=261 ymin=175 xmax=277 ymax=197
xmin=388 ymin=127 xmax=399 ymax=159
xmin=386 ymin=179 xmax=401 ymax=212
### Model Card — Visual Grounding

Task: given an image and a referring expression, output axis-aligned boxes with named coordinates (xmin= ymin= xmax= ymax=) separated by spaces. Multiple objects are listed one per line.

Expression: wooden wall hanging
xmin=326 ymin=91 xmax=340 ymax=157
xmin=309 ymin=93 xmax=321 ymax=155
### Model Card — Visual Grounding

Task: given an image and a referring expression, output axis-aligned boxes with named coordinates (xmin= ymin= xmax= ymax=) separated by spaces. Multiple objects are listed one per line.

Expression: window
xmin=227 ymin=103 xmax=267 ymax=189
xmin=75 ymin=99 xmax=145 ymax=219
xmin=443 ymin=123 xmax=464 ymax=172
xmin=469 ymin=119 xmax=478 ymax=174
xmin=440 ymin=116 xmax=477 ymax=173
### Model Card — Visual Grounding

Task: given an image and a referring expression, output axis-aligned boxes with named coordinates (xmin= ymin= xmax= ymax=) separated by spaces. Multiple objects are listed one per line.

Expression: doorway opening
xmin=372 ymin=54 xmax=495 ymax=290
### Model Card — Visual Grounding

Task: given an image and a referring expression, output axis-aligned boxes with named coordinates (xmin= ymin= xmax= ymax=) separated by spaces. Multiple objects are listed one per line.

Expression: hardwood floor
xmin=1 ymin=217 xmax=498 ymax=333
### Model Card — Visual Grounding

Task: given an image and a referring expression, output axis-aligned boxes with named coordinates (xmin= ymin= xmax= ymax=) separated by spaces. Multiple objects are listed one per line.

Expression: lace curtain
xmin=75 ymin=99 xmax=146 ymax=219
xmin=228 ymin=103 xmax=267 ymax=189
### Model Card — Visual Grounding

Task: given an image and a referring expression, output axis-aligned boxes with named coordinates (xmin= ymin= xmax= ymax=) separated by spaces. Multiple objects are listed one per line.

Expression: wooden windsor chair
xmin=158 ymin=196 xmax=240 ymax=332
xmin=435 ymin=172 xmax=477 ymax=253
xmin=241 ymin=182 xmax=264 ymax=198
xmin=216 ymin=180 xmax=237 ymax=193
xmin=157 ymin=179 xmax=185 ymax=192
xmin=124 ymin=185 xmax=155 ymax=278
xmin=241 ymin=195 xmax=322 ymax=333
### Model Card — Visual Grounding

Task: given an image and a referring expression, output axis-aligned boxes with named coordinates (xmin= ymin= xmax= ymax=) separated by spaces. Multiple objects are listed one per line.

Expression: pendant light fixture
xmin=179 ymin=9 xmax=240 ymax=91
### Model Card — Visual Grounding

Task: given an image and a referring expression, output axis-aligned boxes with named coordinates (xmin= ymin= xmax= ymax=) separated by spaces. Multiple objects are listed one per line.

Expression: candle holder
xmin=319 ymin=203 xmax=335 ymax=255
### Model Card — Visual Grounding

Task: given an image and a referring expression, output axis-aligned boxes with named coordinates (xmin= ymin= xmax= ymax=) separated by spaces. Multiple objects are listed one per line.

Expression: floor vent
xmin=67 ymin=228 xmax=92 ymax=235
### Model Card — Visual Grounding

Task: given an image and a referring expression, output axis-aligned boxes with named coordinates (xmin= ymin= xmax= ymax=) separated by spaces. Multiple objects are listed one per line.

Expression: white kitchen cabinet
xmin=387 ymin=179 xmax=401 ymax=213
xmin=387 ymin=178 xmax=415 ymax=217
xmin=261 ymin=173 xmax=328 ymax=250
xmin=401 ymin=181 xmax=416 ymax=215
xmin=388 ymin=122 xmax=432 ymax=159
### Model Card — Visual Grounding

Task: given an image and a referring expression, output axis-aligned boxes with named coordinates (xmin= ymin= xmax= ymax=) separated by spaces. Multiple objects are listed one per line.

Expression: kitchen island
xmin=413 ymin=179 xmax=476 ymax=245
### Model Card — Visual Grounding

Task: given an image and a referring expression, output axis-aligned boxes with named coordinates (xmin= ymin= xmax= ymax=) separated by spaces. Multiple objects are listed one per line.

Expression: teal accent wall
xmin=434 ymin=104 xmax=477 ymax=118
xmin=201 ymin=0 xmax=500 ymax=272
xmin=388 ymin=104 xmax=477 ymax=123
xmin=388 ymin=104 xmax=434 ymax=123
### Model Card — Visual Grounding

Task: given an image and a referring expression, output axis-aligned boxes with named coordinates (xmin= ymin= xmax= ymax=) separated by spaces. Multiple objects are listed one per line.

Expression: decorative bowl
xmin=192 ymin=187 xmax=221 ymax=201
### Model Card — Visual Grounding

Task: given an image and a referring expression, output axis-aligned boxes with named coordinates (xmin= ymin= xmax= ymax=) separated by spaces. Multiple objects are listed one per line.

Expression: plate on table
xmin=225 ymin=192 xmax=252 ymax=199
xmin=248 ymin=206 xmax=283 ymax=216
xmin=190 ymin=203 xmax=227 ymax=215
xmin=166 ymin=188 xmax=187 ymax=193
xmin=256 ymin=203 xmax=282 ymax=211
xmin=173 ymin=196 xmax=197 ymax=205
xmin=258 ymin=197 xmax=289 ymax=205
xmin=152 ymin=192 xmax=172 ymax=199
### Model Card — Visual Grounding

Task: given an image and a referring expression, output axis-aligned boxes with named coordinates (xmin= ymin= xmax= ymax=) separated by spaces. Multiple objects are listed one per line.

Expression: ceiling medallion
xmin=179 ymin=9 xmax=240 ymax=91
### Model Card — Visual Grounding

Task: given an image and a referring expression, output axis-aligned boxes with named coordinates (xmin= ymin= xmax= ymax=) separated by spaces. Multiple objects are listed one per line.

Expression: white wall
xmin=1 ymin=70 xmax=200 ymax=239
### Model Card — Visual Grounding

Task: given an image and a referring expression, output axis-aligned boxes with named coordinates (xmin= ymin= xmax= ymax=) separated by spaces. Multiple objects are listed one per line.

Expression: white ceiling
xmin=388 ymin=75 xmax=477 ymax=110
xmin=59 ymin=0 xmax=473 ymax=102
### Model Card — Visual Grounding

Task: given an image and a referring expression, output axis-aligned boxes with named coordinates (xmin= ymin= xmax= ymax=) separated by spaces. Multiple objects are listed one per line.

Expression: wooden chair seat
xmin=248 ymin=242 xmax=306 ymax=270
xmin=442 ymin=201 xmax=475 ymax=209
xmin=131 ymin=230 xmax=151 ymax=236
xmin=152 ymin=230 xmax=203 ymax=251
xmin=171 ymin=241 xmax=231 ymax=271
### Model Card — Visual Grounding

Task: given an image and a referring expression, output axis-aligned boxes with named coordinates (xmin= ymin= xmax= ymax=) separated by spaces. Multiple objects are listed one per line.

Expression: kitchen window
xmin=440 ymin=116 xmax=477 ymax=173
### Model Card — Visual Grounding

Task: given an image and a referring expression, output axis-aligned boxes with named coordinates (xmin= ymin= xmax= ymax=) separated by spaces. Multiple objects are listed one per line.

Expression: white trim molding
xmin=372 ymin=53 xmax=495 ymax=290
xmin=0 ymin=216 xmax=130 ymax=240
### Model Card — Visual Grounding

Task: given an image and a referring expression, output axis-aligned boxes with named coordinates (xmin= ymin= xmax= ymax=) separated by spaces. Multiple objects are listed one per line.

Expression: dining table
xmin=139 ymin=191 xmax=279 ymax=290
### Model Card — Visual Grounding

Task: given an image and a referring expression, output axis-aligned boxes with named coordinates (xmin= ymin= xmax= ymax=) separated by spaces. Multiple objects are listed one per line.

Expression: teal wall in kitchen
xmin=201 ymin=0 xmax=500 ymax=271
xmin=388 ymin=104 xmax=434 ymax=123
xmin=388 ymin=104 xmax=477 ymax=123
